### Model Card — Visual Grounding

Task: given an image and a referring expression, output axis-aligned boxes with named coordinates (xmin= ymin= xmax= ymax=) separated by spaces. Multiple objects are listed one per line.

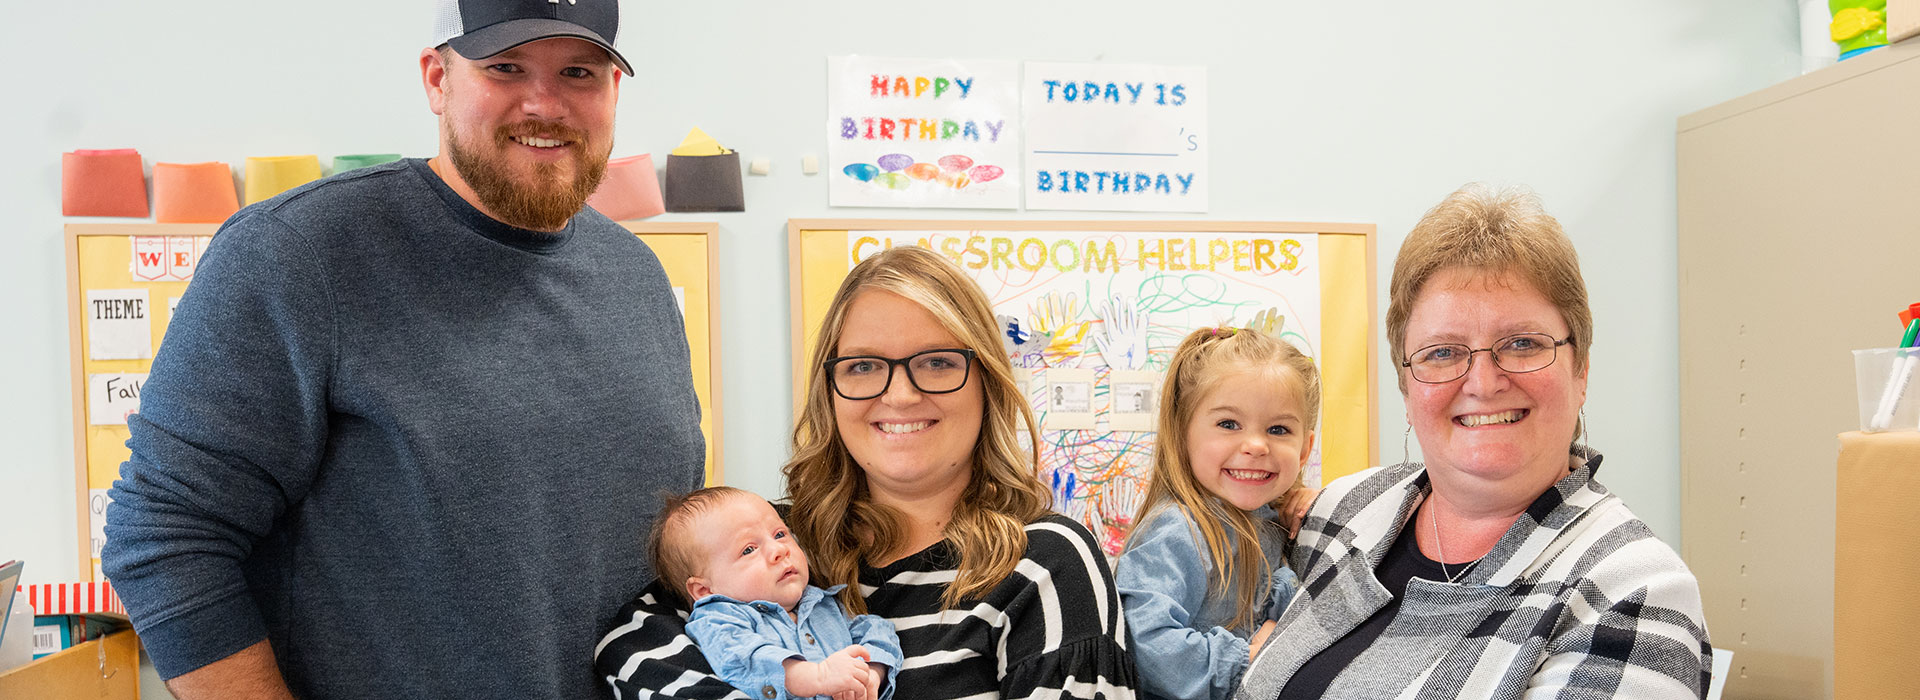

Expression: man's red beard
xmin=448 ymin=120 xmax=608 ymax=231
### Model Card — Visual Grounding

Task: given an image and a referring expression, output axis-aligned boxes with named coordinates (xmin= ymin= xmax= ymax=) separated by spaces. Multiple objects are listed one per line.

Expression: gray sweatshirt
xmin=103 ymin=158 xmax=705 ymax=698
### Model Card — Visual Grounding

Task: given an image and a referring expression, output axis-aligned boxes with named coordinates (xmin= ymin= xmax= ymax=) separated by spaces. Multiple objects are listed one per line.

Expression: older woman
xmin=595 ymin=246 xmax=1137 ymax=699
xmin=1234 ymin=186 xmax=1710 ymax=699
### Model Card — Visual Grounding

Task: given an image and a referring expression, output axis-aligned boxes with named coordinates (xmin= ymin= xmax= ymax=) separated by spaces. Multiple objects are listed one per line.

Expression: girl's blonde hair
xmin=784 ymin=246 xmax=1051 ymax=614
xmin=1132 ymin=325 xmax=1321 ymax=630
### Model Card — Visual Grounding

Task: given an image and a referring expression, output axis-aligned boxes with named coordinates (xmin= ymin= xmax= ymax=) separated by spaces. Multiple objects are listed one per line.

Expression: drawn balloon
xmin=905 ymin=163 xmax=941 ymax=180
xmin=876 ymin=153 xmax=914 ymax=172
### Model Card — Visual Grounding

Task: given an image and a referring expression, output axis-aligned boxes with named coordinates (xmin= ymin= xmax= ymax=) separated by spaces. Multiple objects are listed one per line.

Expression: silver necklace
xmin=1428 ymin=500 xmax=1478 ymax=584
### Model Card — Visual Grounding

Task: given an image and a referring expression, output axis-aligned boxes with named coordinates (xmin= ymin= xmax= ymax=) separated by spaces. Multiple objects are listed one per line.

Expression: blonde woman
xmin=596 ymin=246 xmax=1137 ymax=699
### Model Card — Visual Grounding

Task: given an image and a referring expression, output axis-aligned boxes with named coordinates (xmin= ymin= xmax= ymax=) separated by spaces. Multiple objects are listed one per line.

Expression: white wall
xmin=3 ymin=0 xmax=1796 ymax=691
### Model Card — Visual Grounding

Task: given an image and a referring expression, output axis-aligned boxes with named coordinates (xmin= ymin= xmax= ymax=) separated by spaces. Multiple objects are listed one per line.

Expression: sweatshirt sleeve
xmin=100 ymin=210 xmax=336 ymax=679
xmin=1115 ymin=509 xmax=1250 ymax=700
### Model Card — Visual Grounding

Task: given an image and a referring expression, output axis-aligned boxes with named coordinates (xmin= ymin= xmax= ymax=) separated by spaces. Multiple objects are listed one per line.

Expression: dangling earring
xmin=1401 ymin=424 xmax=1412 ymax=465
xmin=1579 ymin=407 xmax=1593 ymax=462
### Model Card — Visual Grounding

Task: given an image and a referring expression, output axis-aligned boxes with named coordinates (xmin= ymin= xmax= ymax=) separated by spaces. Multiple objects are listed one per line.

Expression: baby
xmin=651 ymin=486 xmax=901 ymax=700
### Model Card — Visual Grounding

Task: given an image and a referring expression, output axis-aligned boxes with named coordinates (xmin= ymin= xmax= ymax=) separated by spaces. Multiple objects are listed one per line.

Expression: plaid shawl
xmin=1236 ymin=449 xmax=1711 ymax=699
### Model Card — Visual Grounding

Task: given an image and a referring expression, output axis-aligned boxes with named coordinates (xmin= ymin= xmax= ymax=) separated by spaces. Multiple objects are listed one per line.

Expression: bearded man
xmin=101 ymin=1 xmax=705 ymax=698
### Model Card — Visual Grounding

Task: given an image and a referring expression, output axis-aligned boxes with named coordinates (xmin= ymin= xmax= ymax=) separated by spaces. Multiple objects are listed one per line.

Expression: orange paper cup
xmin=153 ymin=161 xmax=239 ymax=224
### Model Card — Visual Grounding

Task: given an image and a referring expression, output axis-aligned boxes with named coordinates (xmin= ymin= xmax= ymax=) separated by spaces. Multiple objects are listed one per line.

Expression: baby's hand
xmin=865 ymin=666 xmax=883 ymax=700
xmin=785 ymin=647 xmax=871 ymax=698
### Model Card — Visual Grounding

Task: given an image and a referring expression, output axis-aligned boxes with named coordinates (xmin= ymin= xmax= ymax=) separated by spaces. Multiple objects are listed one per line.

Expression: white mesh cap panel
xmin=430 ymin=0 xmax=465 ymax=46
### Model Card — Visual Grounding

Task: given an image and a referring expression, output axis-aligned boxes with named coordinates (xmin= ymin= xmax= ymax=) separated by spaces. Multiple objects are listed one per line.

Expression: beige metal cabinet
xmin=1678 ymin=41 xmax=1920 ymax=700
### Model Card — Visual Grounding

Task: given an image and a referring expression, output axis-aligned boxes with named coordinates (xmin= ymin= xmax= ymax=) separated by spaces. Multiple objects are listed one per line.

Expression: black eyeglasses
xmin=823 ymin=348 xmax=977 ymax=400
xmin=1401 ymin=333 xmax=1574 ymax=384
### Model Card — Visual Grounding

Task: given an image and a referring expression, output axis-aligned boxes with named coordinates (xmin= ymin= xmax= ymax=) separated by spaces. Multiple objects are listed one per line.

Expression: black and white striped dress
xmin=594 ymin=514 xmax=1138 ymax=699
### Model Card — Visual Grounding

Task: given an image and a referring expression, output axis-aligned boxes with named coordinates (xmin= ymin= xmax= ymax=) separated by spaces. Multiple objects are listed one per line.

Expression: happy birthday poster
xmin=827 ymin=55 xmax=1021 ymax=209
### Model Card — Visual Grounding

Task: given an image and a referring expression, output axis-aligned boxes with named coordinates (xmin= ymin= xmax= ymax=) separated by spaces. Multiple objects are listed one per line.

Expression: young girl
xmin=1115 ymin=325 xmax=1321 ymax=700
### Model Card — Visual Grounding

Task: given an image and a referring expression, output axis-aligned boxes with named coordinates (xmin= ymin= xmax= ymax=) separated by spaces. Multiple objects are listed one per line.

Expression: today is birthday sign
xmin=827 ymin=55 xmax=1021 ymax=209
xmin=1024 ymin=62 xmax=1208 ymax=213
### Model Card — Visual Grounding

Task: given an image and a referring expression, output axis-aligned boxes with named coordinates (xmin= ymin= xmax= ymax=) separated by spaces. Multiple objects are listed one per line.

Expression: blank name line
xmin=1032 ymin=150 xmax=1181 ymax=157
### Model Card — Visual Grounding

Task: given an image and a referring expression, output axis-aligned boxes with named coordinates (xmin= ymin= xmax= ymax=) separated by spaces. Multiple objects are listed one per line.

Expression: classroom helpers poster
xmin=849 ymin=230 xmax=1320 ymax=553
xmin=828 ymin=55 xmax=1021 ymax=209
xmin=1024 ymin=62 xmax=1208 ymax=212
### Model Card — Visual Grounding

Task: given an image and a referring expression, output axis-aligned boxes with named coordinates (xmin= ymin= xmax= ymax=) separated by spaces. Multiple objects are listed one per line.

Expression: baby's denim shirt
xmin=685 ymin=584 xmax=902 ymax=700
xmin=1116 ymin=504 xmax=1299 ymax=700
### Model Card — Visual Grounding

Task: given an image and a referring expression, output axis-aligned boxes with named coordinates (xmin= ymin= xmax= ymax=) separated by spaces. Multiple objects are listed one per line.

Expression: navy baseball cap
xmin=431 ymin=0 xmax=633 ymax=76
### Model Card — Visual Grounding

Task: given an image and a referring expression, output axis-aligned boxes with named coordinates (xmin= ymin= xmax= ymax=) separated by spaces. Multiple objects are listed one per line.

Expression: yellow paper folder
xmin=62 ymin=149 xmax=149 ymax=217
xmin=586 ymin=153 xmax=665 ymax=220
xmin=244 ymin=155 xmax=323 ymax=204
xmin=153 ymin=161 xmax=239 ymax=224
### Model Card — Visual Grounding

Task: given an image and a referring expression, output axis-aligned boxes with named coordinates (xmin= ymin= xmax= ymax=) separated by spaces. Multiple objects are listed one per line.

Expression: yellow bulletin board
xmin=622 ymin=222 xmax=725 ymax=488
xmin=66 ymin=222 xmax=722 ymax=579
xmin=789 ymin=219 xmax=1375 ymax=554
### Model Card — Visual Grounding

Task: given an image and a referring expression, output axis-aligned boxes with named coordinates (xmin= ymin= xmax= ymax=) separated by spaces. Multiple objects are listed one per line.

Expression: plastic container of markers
xmin=1854 ymin=347 xmax=1920 ymax=433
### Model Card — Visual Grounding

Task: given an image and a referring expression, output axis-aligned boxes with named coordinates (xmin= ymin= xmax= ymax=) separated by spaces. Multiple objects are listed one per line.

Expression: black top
xmin=1274 ymin=517 xmax=1463 ymax=699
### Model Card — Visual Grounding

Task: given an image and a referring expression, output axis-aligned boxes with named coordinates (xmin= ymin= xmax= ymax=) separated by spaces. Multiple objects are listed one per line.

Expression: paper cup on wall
xmin=663 ymin=152 xmax=745 ymax=212
xmin=332 ymin=153 xmax=403 ymax=174
xmin=586 ymin=153 xmax=666 ymax=220
xmin=244 ymin=155 xmax=323 ymax=204
xmin=153 ymin=161 xmax=239 ymax=224
xmin=62 ymin=149 xmax=150 ymax=217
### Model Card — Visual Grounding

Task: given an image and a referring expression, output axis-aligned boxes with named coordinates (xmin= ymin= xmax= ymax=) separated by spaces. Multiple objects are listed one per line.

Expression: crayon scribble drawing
xmin=851 ymin=230 xmax=1321 ymax=554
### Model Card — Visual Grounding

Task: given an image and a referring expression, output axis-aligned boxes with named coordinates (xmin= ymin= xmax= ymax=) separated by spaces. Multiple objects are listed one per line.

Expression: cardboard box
xmin=1894 ymin=0 xmax=1919 ymax=44
xmin=0 ymin=629 xmax=139 ymax=700
xmin=1835 ymin=431 xmax=1920 ymax=699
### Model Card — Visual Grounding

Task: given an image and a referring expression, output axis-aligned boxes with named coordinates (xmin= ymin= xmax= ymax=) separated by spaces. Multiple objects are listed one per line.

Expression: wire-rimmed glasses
xmin=1401 ymin=333 xmax=1573 ymax=384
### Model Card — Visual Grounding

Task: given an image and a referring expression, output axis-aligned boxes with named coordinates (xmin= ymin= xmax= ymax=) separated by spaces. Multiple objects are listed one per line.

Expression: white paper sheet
xmin=89 ymin=489 xmax=112 ymax=559
xmin=87 ymin=372 xmax=147 ymax=425
xmin=1042 ymin=367 xmax=1098 ymax=431
xmin=1023 ymin=62 xmax=1208 ymax=212
xmin=828 ymin=55 xmax=1021 ymax=209
xmin=86 ymin=289 xmax=153 ymax=360
xmin=1107 ymin=369 xmax=1164 ymax=432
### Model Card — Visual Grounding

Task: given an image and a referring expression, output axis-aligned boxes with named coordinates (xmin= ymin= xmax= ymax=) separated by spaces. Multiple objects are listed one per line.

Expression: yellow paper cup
xmin=244 ymin=155 xmax=323 ymax=204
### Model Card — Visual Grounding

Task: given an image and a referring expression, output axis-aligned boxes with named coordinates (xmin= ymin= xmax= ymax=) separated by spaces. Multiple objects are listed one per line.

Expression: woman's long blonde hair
xmin=1132 ymin=326 xmax=1321 ymax=630
xmin=785 ymin=246 xmax=1052 ymax=613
